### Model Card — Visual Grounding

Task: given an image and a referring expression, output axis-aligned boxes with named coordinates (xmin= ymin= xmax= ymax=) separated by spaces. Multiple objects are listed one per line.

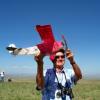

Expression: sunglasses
xmin=55 ymin=55 xmax=65 ymax=59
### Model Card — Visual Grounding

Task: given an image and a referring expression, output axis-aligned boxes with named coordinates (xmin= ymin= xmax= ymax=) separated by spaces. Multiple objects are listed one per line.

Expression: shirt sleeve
xmin=43 ymin=69 xmax=49 ymax=87
xmin=67 ymin=69 xmax=78 ymax=85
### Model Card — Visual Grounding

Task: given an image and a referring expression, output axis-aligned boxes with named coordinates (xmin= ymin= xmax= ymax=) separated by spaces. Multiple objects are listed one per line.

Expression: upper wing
xmin=36 ymin=25 xmax=55 ymax=42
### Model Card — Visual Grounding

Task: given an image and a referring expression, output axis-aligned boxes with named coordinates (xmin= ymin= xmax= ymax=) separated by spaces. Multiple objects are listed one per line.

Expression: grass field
xmin=0 ymin=79 xmax=100 ymax=100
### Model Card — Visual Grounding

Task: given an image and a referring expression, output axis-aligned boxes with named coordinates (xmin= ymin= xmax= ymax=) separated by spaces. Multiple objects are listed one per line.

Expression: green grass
xmin=0 ymin=79 xmax=100 ymax=100
xmin=73 ymin=80 xmax=100 ymax=100
xmin=0 ymin=81 xmax=41 ymax=100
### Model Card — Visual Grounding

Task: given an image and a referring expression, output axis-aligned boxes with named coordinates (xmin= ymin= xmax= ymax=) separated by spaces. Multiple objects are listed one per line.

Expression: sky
xmin=0 ymin=0 xmax=100 ymax=79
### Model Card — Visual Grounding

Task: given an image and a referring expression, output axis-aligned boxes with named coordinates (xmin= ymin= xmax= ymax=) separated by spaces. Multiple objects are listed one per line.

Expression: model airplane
xmin=6 ymin=25 xmax=65 ymax=57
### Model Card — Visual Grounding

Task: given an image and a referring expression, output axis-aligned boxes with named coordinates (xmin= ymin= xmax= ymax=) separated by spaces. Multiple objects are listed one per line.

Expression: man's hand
xmin=66 ymin=49 xmax=75 ymax=64
xmin=34 ymin=53 xmax=45 ymax=64
xmin=66 ymin=49 xmax=73 ymax=58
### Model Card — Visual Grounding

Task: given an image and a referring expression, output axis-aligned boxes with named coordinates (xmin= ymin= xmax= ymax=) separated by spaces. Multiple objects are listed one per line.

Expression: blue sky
xmin=0 ymin=0 xmax=100 ymax=78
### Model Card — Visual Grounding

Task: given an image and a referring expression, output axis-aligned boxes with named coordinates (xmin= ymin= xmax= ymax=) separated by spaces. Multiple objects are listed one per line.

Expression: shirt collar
xmin=54 ymin=67 xmax=65 ymax=73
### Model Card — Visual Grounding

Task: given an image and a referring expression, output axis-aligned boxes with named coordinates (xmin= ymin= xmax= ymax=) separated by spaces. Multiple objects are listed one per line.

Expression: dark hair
xmin=58 ymin=48 xmax=65 ymax=54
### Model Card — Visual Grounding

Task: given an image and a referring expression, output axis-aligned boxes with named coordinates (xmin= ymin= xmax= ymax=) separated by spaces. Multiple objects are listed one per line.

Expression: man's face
xmin=54 ymin=51 xmax=65 ymax=69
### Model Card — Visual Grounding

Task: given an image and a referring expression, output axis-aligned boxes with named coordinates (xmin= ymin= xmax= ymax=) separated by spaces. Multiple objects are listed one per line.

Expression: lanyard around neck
xmin=53 ymin=68 xmax=67 ymax=85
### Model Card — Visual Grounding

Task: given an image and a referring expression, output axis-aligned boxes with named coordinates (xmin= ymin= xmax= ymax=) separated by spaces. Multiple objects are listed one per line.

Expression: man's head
xmin=50 ymin=49 xmax=65 ymax=69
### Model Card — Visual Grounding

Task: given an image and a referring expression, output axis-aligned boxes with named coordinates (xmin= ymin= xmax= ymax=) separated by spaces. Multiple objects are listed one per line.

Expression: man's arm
xmin=35 ymin=54 xmax=44 ymax=90
xmin=66 ymin=49 xmax=82 ymax=80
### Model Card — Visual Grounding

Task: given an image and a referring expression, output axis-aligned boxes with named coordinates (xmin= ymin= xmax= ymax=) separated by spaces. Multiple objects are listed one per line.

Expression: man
xmin=35 ymin=48 xmax=82 ymax=100
xmin=0 ymin=72 xmax=5 ymax=82
xmin=6 ymin=24 xmax=82 ymax=99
